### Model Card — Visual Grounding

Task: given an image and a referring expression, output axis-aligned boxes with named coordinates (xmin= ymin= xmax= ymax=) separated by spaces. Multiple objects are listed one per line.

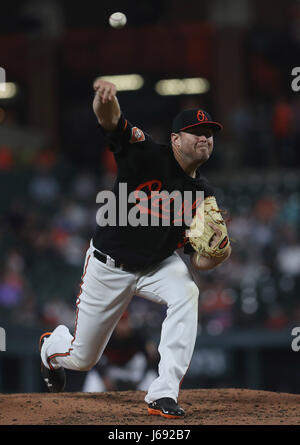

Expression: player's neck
xmin=171 ymin=145 xmax=197 ymax=178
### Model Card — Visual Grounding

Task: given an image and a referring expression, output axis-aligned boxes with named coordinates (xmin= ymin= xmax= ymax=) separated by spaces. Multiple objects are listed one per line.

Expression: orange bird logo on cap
xmin=197 ymin=110 xmax=208 ymax=122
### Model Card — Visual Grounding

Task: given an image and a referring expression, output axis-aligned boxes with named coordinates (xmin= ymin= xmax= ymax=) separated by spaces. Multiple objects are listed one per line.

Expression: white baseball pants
xmin=40 ymin=241 xmax=199 ymax=403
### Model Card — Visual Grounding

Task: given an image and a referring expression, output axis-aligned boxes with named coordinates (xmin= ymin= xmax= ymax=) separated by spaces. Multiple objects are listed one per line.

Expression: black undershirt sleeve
xmin=99 ymin=114 xmax=132 ymax=154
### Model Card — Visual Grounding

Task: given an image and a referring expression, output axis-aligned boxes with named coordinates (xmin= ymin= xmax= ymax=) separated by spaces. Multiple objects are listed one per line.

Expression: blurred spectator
xmin=0 ymin=145 xmax=14 ymax=170
xmin=52 ymin=200 xmax=90 ymax=233
xmin=50 ymin=226 xmax=70 ymax=251
xmin=5 ymin=200 xmax=27 ymax=236
xmin=0 ymin=109 xmax=46 ymax=152
xmin=272 ymin=98 xmax=296 ymax=165
xmin=6 ymin=248 xmax=25 ymax=274
xmin=82 ymin=311 xmax=158 ymax=392
xmin=254 ymin=196 xmax=278 ymax=224
xmin=29 ymin=166 xmax=60 ymax=204
xmin=12 ymin=292 xmax=39 ymax=326
xmin=229 ymin=103 xmax=252 ymax=142
xmin=277 ymin=244 xmax=300 ymax=276
xmin=71 ymin=170 xmax=97 ymax=202
xmin=41 ymin=295 xmax=75 ymax=330
xmin=20 ymin=0 xmax=65 ymax=39
xmin=198 ymin=278 xmax=235 ymax=334
xmin=264 ymin=303 xmax=289 ymax=331
xmin=60 ymin=234 xmax=87 ymax=266
xmin=0 ymin=269 xmax=24 ymax=308
xmin=34 ymin=148 xmax=57 ymax=169
xmin=272 ymin=98 xmax=293 ymax=139
xmin=250 ymin=55 xmax=281 ymax=97
xmin=288 ymin=1 xmax=300 ymax=45
xmin=278 ymin=193 xmax=300 ymax=226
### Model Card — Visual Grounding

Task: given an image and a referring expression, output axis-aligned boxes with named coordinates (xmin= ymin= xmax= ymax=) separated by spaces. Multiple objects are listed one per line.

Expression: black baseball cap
xmin=172 ymin=108 xmax=223 ymax=134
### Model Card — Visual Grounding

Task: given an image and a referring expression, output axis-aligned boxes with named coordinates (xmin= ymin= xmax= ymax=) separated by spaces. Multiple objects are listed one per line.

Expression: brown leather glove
xmin=187 ymin=196 xmax=230 ymax=259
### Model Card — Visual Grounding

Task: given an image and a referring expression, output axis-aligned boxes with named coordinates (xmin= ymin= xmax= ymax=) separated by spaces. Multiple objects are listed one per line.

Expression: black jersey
xmin=92 ymin=114 xmax=215 ymax=271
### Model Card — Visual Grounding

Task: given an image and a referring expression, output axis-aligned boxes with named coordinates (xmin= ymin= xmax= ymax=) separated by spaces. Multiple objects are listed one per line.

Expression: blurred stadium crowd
xmin=0 ymin=122 xmax=299 ymax=338
xmin=1 ymin=0 xmax=300 ymax=354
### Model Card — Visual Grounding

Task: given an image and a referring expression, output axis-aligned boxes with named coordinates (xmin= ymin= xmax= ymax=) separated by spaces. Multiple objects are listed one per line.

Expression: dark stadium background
xmin=0 ymin=0 xmax=300 ymax=394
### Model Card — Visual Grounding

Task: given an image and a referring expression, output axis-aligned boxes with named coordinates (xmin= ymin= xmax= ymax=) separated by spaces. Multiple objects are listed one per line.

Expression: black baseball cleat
xmin=147 ymin=397 xmax=185 ymax=419
xmin=39 ymin=332 xmax=66 ymax=393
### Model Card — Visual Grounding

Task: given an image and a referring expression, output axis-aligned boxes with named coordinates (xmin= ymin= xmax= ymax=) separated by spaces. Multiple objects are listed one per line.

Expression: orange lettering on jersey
xmin=130 ymin=127 xmax=145 ymax=143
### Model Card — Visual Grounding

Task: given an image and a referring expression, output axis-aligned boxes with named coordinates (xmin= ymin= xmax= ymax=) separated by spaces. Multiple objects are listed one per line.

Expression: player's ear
xmin=171 ymin=132 xmax=181 ymax=149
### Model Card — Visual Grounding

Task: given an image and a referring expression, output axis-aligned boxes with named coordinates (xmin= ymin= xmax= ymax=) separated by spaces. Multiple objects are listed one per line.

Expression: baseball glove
xmin=187 ymin=196 xmax=230 ymax=259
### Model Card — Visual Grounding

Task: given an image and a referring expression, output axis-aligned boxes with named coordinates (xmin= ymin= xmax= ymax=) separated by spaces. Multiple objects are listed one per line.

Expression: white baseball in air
xmin=109 ymin=12 xmax=127 ymax=29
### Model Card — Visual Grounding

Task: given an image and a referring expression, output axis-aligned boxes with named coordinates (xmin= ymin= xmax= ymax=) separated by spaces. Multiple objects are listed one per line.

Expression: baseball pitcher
xmin=39 ymin=79 xmax=231 ymax=419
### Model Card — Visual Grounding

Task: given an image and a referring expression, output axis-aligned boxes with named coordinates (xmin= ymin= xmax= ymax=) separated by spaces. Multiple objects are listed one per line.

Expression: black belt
xmin=93 ymin=249 xmax=140 ymax=273
xmin=93 ymin=250 xmax=121 ymax=267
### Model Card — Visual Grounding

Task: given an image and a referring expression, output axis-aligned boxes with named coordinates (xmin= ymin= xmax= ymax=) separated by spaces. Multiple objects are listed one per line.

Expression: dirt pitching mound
xmin=0 ymin=388 xmax=299 ymax=425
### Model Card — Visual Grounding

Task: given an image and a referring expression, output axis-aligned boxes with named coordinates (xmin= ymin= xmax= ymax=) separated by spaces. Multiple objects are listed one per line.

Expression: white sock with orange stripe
xmin=41 ymin=325 xmax=73 ymax=370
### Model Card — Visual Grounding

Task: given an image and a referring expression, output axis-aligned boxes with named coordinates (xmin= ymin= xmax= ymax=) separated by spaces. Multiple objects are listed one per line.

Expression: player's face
xmin=179 ymin=126 xmax=214 ymax=163
xmin=172 ymin=125 xmax=214 ymax=166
